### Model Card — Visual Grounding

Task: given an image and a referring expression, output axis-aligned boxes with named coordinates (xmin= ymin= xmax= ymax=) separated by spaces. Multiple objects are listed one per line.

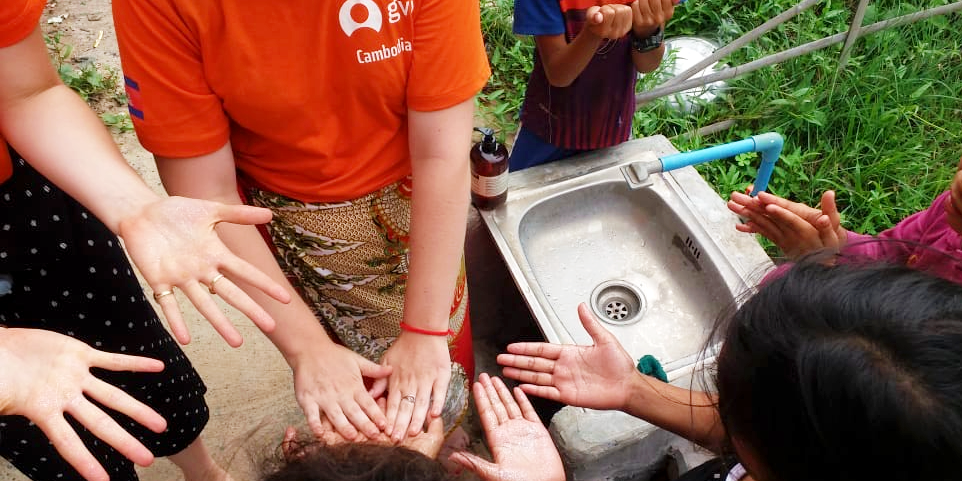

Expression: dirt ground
xmin=2 ymin=4 xmax=302 ymax=480
xmin=1 ymin=1 xmax=493 ymax=480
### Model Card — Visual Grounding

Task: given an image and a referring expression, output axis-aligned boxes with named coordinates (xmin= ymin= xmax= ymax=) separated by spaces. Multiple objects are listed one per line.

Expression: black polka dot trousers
xmin=0 ymin=153 xmax=209 ymax=480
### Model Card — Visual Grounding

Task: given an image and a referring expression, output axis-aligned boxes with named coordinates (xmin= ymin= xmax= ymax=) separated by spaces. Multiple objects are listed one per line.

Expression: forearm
xmin=214 ymin=221 xmax=338 ymax=360
xmin=404 ymin=100 xmax=474 ymax=331
xmin=1 ymin=81 xmax=158 ymax=234
xmin=622 ymin=372 xmax=727 ymax=451
xmin=537 ymin=32 xmax=605 ymax=88
xmin=404 ymin=157 xmax=470 ymax=331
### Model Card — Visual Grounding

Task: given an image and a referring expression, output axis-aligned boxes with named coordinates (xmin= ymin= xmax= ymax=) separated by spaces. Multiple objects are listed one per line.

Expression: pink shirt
xmin=843 ymin=191 xmax=962 ymax=283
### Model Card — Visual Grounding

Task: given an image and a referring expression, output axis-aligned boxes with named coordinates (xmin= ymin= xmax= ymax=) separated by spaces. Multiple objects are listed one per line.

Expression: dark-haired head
xmin=715 ymin=261 xmax=962 ymax=481
xmin=259 ymin=441 xmax=452 ymax=481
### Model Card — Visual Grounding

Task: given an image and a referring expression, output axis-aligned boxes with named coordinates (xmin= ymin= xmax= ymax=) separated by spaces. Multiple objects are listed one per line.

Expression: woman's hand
xmin=373 ymin=332 xmax=451 ymax=442
xmin=0 ymin=328 xmax=168 ymax=481
xmin=727 ymin=190 xmax=847 ymax=259
xmin=449 ymin=374 xmax=565 ymax=481
xmin=117 ymin=196 xmax=291 ymax=347
xmin=283 ymin=398 xmax=445 ymax=460
xmin=498 ymin=303 xmax=637 ymax=411
xmin=289 ymin=342 xmax=394 ymax=442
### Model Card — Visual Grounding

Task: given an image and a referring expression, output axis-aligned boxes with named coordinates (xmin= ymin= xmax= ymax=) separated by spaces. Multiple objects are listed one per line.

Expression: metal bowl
xmin=659 ymin=36 xmax=728 ymax=113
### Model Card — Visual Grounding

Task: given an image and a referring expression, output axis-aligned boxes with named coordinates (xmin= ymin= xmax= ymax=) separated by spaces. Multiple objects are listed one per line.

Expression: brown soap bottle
xmin=470 ymin=127 xmax=509 ymax=210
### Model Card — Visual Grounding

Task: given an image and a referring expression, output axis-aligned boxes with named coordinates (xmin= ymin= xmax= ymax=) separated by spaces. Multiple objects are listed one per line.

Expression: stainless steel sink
xmin=480 ymin=135 xmax=772 ymax=378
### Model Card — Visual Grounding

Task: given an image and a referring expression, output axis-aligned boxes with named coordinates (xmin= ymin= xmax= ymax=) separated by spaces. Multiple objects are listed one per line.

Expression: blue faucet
xmin=623 ymin=132 xmax=783 ymax=195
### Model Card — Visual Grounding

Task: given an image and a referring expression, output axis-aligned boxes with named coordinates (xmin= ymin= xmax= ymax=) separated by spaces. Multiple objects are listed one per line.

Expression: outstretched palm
xmin=119 ymin=196 xmax=290 ymax=347
xmin=450 ymin=374 xmax=564 ymax=481
xmin=497 ymin=303 xmax=637 ymax=411
xmin=0 ymin=328 xmax=167 ymax=481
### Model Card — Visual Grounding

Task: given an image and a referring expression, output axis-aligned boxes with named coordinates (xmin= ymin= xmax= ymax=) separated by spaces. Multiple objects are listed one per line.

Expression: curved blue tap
xmin=658 ymin=132 xmax=783 ymax=195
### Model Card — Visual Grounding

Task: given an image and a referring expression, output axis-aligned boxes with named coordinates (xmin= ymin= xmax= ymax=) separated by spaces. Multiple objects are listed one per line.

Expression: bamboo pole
xmin=660 ymin=0 xmax=821 ymax=89
xmin=837 ymin=0 xmax=871 ymax=70
xmin=636 ymin=1 xmax=962 ymax=106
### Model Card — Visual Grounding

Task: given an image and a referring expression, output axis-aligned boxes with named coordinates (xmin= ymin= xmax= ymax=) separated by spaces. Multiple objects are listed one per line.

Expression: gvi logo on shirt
xmin=339 ymin=0 xmax=415 ymax=64
xmin=338 ymin=0 xmax=382 ymax=36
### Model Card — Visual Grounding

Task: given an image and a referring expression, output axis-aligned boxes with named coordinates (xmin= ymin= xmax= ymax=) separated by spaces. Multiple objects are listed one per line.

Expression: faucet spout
xmin=621 ymin=158 xmax=663 ymax=189
xmin=655 ymin=132 xmax=784 ymax=195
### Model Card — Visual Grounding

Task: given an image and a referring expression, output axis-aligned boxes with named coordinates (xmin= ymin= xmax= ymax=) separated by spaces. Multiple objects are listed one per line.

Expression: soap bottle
xmin=470 ymin=127 xmax=509 ymax=210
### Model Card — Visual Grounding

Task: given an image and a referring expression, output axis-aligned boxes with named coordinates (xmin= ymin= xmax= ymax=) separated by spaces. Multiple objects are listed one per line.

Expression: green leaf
xmin=910 ymin=82 xmax=932 ymax=99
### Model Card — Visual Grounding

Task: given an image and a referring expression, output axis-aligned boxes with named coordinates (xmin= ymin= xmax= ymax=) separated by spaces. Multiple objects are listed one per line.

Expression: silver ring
xmin=401 ymin=395 xmax=416 ymax=404
xmin=152 ymin=289 xmax=174 ymax=301
xmin=207 ymin=274 xmax=226 ymax=295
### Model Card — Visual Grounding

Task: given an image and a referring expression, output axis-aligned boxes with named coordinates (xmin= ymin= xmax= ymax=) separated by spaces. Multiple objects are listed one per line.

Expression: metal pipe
xmin=658 ymin=132 xmax=783 ymax=194
xmin=636 ymin=1 xmax=962 ymax=104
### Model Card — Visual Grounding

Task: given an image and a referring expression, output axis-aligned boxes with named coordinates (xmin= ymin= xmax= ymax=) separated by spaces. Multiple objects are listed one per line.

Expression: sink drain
xmin=589 ymin=280 xmax=646 ymax=325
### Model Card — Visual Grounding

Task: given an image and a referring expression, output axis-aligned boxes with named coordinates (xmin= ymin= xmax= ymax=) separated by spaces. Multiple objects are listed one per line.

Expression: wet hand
xmin=0 ymin=328 xmax=167 ymax=481
xmin=728 ymin=190 xmax=846 ymax=259
xmin=374 ymin=331 xmax=451 ymax=442
xmin=630 ymin=0 xmax=675 ymax=37
xmin=291 ymin=343 xmax=392 ymax=442
xmin=117 ymin=196 xmax=291 ymax=347
xmin=585 ymin=4 xmax=634 ymax=40
xmin=498 ymin=303 xmax=636 ymax=411
xmin=449 ymin=374 xmax=564 ymax=481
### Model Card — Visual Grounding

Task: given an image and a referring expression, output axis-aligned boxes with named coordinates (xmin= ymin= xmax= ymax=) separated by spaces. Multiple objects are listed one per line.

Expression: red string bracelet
xmin=399 ymin=322 xmax=454 ymax=337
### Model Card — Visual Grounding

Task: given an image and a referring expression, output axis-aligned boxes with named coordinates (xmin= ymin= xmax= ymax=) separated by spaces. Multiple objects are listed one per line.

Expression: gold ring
xmin=152 ymin=289 xmax=174 ymax=301
xmin=208 ymin=274 xmax=225 ymax=295
xmin=401 ymin=395 xmax=416 ymax=404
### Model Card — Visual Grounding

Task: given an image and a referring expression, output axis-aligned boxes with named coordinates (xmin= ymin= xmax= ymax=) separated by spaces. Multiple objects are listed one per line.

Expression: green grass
xmin=45 ymin=32 xmax=133 ymax=132
xmin=477 ymin=0 xmax=534 ymax=143
xmin=479 ymin=0 xmax=962 ymax=245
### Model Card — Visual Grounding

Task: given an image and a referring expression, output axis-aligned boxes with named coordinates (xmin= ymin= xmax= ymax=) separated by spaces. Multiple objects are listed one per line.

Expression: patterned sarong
xmin=246 ymin=176 xmax=473 ymax=431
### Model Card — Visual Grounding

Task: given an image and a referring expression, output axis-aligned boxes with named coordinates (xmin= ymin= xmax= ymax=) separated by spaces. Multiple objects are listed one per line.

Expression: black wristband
xmin=631 ymin=26 xmax=663 ymax=53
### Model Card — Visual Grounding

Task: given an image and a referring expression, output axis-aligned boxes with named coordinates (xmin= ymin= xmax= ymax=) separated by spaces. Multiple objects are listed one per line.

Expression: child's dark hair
xmin=715 ymin=261 xmax=962 ymax=481
xmin=259 ymin=440 xmax=451 ymax=481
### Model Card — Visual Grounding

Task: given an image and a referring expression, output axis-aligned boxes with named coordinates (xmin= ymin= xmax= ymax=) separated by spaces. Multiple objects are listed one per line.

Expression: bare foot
xmin=169 ymin=437 xmax=234 ymax=481
xmin=190 ymin=466 xmax=234 ymax=481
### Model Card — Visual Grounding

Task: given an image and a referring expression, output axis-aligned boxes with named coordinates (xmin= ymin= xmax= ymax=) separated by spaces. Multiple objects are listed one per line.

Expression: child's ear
xmin=281 ymin=426 xmax=303 ymax=461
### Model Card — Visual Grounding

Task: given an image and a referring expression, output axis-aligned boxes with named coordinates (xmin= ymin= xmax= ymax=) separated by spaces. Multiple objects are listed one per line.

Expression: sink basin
xmin=480 ymin=135 xmax=772 ymax=378
xmin=519 ymin=180 xmax=736 ymax=366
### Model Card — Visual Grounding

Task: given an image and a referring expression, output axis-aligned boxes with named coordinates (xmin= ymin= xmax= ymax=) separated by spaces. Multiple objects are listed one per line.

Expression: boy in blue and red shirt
xmin=511 ymin=0 xmax=677 ymax=170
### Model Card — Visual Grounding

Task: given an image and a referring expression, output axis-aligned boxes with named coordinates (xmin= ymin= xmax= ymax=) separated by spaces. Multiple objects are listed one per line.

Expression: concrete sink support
xmin=476 ymin=135 xmax=773 ymax=480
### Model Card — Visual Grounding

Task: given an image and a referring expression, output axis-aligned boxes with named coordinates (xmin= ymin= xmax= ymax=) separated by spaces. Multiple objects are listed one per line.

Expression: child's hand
xmin=631 ymin=0 xmax=675 ymax=38
xmin=584 ymin=4 xmax=634 ymax=40
xmin=728 ymin=190 xmax=847 ymax=259
xmin=498 ymin=303 xmax=637 ymax=412
xmin=449 ymin=374 xmax=565 ymax=481
xmin=945 ymin=156 xmax=962 ymax=235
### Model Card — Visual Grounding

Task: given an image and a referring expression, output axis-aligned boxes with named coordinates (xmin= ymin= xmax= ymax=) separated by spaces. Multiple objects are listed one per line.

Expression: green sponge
xmin=636 ymin=354 xmax=668 ymax=382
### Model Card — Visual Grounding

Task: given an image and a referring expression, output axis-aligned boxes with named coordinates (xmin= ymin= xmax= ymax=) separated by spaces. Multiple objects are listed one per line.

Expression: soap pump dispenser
xmin=470 ymin=127 xmax=509 ymax=210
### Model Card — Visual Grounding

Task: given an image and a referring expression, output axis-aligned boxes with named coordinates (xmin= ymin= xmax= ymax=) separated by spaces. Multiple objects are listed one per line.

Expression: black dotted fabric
xmin=0 ymin=154 xmax=209 ymax=480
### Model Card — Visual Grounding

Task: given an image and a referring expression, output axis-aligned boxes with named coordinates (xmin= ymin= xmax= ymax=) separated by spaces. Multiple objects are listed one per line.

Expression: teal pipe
xmin=659 ymin=132 xmax=783 ymax=195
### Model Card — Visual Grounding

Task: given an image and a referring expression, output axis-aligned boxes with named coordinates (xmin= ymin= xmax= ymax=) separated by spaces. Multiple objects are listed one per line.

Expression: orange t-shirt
xmin=0 ymin=0 xmax=46 ymax=184
xmin=113 ymin=0 xmax=491 ymax=202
